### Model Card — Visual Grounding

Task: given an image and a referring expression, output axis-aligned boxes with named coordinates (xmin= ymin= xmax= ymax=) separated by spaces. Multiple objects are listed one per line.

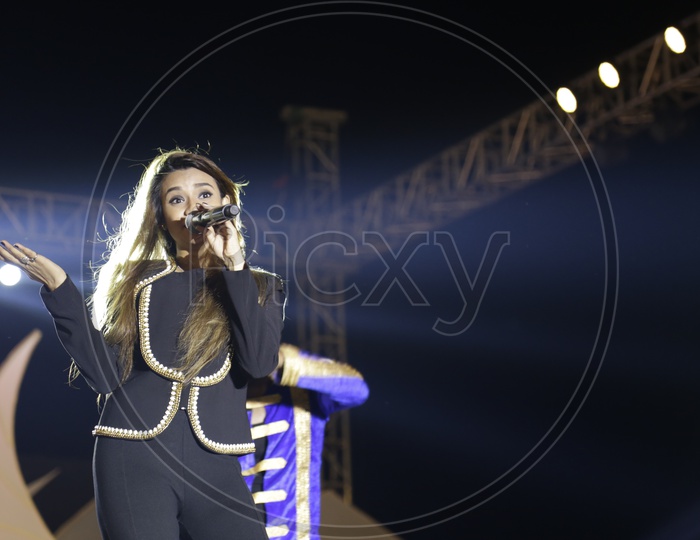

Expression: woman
xmin=0 ymin=148 xmax=285 ymax=539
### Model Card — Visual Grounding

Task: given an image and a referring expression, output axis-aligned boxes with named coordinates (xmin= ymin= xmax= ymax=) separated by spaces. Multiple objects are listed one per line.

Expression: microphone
xmin=185 ymin=204 xmax=240 ymax=233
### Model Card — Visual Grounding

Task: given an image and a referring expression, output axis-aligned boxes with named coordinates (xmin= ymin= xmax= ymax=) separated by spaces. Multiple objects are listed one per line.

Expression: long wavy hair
xmin=88 ymin=148 xmax=277 ymax=384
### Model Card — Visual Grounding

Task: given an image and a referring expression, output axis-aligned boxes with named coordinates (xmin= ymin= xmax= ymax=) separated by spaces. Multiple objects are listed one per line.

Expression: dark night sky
xmin=2 ymin=2 xmax=700 ymax=539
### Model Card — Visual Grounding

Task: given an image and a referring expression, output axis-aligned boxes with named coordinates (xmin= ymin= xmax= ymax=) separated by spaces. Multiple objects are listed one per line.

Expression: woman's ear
xmin=222 ymin=194 xmax=231 ymax=205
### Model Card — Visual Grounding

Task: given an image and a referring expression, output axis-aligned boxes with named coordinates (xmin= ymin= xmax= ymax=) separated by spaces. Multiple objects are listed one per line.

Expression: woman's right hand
xmin=0 ymin=241 xmax=67 ymax=291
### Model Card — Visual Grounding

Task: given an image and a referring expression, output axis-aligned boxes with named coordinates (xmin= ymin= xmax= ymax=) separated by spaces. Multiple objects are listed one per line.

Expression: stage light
xmin=598 ymin=62 xmax=620 ymax=88
xmin=0 ymin=264 xmax=21 ymax=286
xmin=664 ymin=26 xmax=686 ymax=53
xmin=556 ymin=87 xmax=577 ymax=113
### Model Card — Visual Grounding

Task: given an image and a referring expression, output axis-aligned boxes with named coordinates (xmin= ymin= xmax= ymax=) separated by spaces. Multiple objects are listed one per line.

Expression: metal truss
xmin=0 ymin=187 xmax=122 ymax=258
xmin=315 ymin=10 xmax=700 ymax=253
xmin=279 ymin=105 xmax=356 ymax=503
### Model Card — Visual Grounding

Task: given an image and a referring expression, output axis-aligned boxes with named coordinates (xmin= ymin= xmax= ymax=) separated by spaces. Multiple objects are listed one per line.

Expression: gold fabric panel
xmin=266 ymin=525 xmax=290 ymax=538
xmin=279 ymin=352 xmax=364 ymax=387
xmin=291 ymin=387 xmax=311 ymax=540
xmin=241 ymin=457 xmax=287 ymax=476
xmin=250 ymin=420 xmax=290 ymax=440
xmin=252 ymin=490 xmax=287 ymax=504
xmin=246 ymin=394 xmax=282 ymax=409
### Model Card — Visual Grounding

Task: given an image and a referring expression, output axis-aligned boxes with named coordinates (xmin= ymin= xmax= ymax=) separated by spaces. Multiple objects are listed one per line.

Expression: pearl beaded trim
xmin=133 ymin=259 xmax=176 ymax=299
xmin=188 ymin=386 xmax=255 ymax=455
xmin=138 ymin=283 xmax=231 ymax=385
xmin=93 ymin=381 xmax=183 ymax=439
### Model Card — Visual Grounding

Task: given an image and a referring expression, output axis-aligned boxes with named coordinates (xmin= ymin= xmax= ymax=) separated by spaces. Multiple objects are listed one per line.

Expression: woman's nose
xmin=185 ymin=201 xmax=208 ymax=216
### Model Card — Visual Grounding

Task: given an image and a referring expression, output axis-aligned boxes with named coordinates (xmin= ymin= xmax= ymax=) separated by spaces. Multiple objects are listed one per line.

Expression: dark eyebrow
xmin=163 ymin=182 xmax=216 ymax=196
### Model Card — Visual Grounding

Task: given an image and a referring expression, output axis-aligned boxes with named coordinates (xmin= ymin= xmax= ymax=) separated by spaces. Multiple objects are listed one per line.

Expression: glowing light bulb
xmin=664 ymin=26 xmax=686 ymax=53
xmin=0 ymin=265 xmax=21 ymax=286
xmin=598 ymin=62 xmax=620 ymax=88
xmin=556 ymin=87 xmax=577 ymax=113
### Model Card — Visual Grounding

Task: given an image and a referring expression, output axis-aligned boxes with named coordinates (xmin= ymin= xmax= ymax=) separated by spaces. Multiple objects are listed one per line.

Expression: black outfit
xmin=41 ymin=262 xmax=285 ymax=539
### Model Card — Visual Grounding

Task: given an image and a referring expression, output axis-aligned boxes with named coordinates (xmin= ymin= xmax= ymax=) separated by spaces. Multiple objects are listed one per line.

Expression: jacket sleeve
xmin=273 ymin=344 xmax=369 ymax=418
xmin=40 ymin=276 xmax=122 ymax=394
xmin=222 ymin=269 xmax=285 ymax=379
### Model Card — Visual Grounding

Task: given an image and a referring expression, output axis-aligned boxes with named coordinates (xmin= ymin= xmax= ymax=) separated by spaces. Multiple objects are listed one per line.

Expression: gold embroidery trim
xmin=291 ymin=387 xmax=311 ymax=540
xmin=279 ymin=354 xmax=363 ymax=387
xmin=133 ymin=260 xmax=176 ymax=299
xmin=93 ymin=381 xmax=182 ymax=439
xmin=241 ymin=457 xmax=287 ymax=476
xmin=187 ymin=387 xmax=255 ymax=455
xmin=138 ymin=282 xmax=231 ymax=385
xmin=251 ymin=420 xmax=290 ymax=440
xmin=246 ymin=394 xmax=283 ymax=409
xmin=253 ymin=490 xmax=287 ymax=504
xmin=265 ymin=525 xmax=290 ymax=538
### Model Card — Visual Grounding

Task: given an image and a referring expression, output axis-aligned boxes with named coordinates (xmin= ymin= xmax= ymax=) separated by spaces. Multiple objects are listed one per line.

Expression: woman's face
xmin=160 ymin=168 xmax=230 ymax=251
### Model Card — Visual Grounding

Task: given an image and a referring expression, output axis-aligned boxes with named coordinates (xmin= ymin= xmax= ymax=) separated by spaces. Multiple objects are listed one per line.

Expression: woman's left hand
xmin=203 ymin=220 xmax=245 ymax=270
xmin=0 ymin=240 xmax=67 ymax=290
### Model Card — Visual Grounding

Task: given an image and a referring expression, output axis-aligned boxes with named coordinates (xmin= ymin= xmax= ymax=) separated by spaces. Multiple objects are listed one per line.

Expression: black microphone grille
xmin=224 ymin=204 xmax=241 ymax=217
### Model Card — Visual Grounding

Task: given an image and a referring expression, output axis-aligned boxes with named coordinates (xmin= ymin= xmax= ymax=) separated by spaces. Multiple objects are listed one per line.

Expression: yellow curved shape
xmin=0 ymin=329 xmax=55 ymax=539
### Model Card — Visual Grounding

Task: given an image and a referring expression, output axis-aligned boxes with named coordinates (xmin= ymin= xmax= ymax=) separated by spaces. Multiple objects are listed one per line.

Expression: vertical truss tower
xmin=280 ymin=105 xmax=355 ymax=502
